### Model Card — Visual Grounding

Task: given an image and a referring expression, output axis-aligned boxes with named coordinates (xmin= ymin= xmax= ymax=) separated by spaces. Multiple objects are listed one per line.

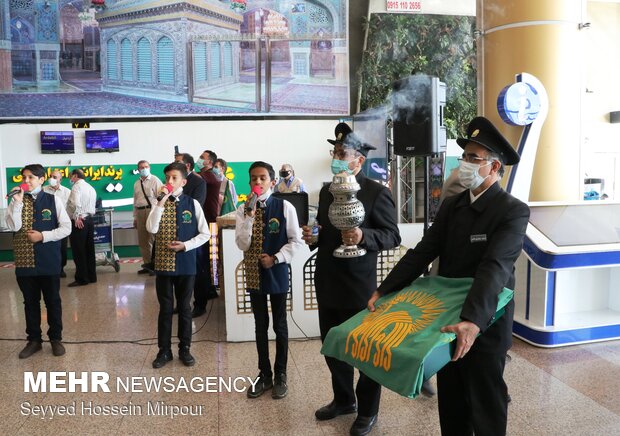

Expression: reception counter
xmin=514 ymin=202 xmax=620 ymax=347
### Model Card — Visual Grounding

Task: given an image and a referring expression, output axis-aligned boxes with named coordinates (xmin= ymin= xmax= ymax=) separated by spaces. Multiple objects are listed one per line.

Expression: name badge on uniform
xmin=470 ymin=234 xmax=487 ymax=243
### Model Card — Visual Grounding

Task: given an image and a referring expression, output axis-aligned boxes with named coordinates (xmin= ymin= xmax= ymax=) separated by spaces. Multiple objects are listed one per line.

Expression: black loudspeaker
xmin=391 ymin=75 xmax=447 ymax=156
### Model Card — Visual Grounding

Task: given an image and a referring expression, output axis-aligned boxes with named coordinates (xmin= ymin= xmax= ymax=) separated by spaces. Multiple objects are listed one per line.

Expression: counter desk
xmin=514 ymin=202 xmax=620 ymax=347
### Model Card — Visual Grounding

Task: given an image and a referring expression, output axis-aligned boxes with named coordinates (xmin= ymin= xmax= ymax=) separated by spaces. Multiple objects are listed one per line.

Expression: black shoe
xmin=179 ymin=346 xmax=195 ymax=367
xmin=18 ymin=341 xmax=42 ymax=359
xmin=315 ymin=401 xmax=357 ymax=421
xmin=421 ymin=379 xmax=436 ymax=397
xmin=141 ymin=262 xmax=154 ymax=270
xmin=152 ymin=350 xmax=173 ymax=368
xmin=137 ymin=268 xmax=150 ymax=275
xmin=206 ymin=292 xmax=219 ymax=300
xmin=60 ymin=270 xmax=67 ymax=278
xmin=247 ymin=373 xmax=273 ymax=398
xmin=50 ymin=340 xmax=66 ymax=356
xmin=68 ymin=281 xmax=88 ymax=287
xmin=191 ymin=307 xmax=206 ymax=318
xmin=507 ymin=393 xmax=512 ymax=403
xmin=350 ymin=415 xmax=378 ymax=436
xmin=272 ymin=373 xmax=288 ymax=399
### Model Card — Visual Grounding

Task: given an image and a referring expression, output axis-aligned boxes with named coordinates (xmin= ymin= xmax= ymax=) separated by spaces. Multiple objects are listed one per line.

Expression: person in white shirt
xmin=6 ymin=164 xmax=71 ymax=359
xmin=43 ymin=170 xmax=71 ymax=278
xmin=66 ymin=169 xmax=97 ymax=287
xmin=133 ymin=160 xmax=163 ymax=275
xmin=146 ymin=162 xmax=211 ymax=369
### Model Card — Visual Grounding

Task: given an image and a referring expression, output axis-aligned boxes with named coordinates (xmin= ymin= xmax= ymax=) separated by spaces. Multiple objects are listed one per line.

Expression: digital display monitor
xmin=40 ymin=131 xmax=75 ymax=154
xmin=85 ymin=129 xmax=119 ymax=153
xmin=353 ymin=107 xmax=389 ymax=182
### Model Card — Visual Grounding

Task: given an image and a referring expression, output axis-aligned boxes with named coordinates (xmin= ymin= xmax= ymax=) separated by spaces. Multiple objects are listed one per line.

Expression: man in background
xmin=192 ymin=149 xmax=221 ymax=316
xmin=175 ymin=153 xmax=206 ymax=207
xmin=133 ymin=160 xmax=163 ymax=275
xmin=274 ymin=164 xmax=306 ymax=193
xmin=43 ymin=170 xmax=71 ymax=278
xmin=66 ymin=169 xmax=97 ymax=287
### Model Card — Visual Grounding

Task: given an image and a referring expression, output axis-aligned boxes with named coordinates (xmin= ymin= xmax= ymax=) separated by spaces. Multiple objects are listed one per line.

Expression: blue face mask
xmin=331 ymin=158 xmax=354 ymax=175
xmin=30 ymin=186 xmax=42 ymax=195
xmin=212 ymin=167 xmax=220 ymax=176
xmin=139 ymin=168 xmax=150 ymax=178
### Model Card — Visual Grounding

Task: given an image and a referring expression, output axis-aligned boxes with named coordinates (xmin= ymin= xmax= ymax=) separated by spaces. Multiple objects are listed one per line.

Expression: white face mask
xmin=139 ymin=168 xmax=150 ymax=178
xmin=458 ymin=160 xmax=492 ymax=190
xmin=48 ymin=178 xmax=58 ymax=187
xmin=258 ymin=188 xmax=271 ymax=201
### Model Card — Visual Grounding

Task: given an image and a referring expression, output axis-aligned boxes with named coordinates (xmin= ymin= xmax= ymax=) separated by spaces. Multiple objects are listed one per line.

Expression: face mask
xmin=48 ymin=178 xmax=58 ymax=187
xmin=279 ymin=170 xmax=291 ymax=179
xmin=139 ymin=168 xmax=150 ymax=178
xmin=212 ymin=167 xmax=221 ymax=176
xmin=195 ymin=158 xmax=205 ymax=171
xmin=258 ymin=188 xmax=271 ymax=201
xmin=30 ymin=186 xmax=42 ymax=195
xmin=331 ymin=159 xmax=354 ymax=175
xmin=458 ymin=160 xmax=491 ymax=190
xmin=70 ymin=179 xmax=75 ymax=186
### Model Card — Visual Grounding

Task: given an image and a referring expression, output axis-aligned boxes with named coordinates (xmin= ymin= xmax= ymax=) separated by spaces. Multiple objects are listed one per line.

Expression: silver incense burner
xmin=328 ymin=173 xmax=366 ymax=258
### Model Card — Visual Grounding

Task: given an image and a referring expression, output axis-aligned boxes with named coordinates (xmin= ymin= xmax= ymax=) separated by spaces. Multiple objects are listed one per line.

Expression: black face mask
xmin=279 ymin=170 xmax=291 ymax=178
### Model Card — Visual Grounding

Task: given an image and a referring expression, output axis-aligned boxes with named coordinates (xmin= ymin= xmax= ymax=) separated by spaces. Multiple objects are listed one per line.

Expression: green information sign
xmin=6 ymin=162 xmax=253 ymax=212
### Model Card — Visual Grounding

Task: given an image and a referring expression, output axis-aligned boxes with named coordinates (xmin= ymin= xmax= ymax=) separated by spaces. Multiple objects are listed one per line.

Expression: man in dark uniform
xmin=369 ymin=116 xmax=530 ymax=436
xmin=302 ymin=123 xmax=401 ymax=436
xmin=192 ymin=149 xmax=221 ymax=316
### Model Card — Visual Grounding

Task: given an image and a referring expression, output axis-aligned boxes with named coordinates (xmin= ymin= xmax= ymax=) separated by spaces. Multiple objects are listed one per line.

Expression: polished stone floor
xmin=1 ymin=261 xmax=620 ymax=435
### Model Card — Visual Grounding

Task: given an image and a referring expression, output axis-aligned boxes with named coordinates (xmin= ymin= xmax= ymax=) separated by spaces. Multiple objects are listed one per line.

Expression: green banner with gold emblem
xmin=320 ymin=276 xmax=513 ymax=398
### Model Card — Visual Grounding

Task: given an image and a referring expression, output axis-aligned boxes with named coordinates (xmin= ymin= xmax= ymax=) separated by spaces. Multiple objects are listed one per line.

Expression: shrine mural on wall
xmin=0 ymin=0 xmax=349 ymax=118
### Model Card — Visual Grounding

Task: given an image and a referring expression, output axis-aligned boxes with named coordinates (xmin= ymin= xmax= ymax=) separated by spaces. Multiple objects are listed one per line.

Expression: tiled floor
xmin=1 ymin=262 xmax=620 ymax=435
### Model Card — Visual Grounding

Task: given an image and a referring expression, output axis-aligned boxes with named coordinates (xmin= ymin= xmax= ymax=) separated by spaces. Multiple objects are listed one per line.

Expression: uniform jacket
xmin=377 ymin=182 xmax=530 ymax=353
xmin=314 ymin=172 xmax=401 ymax=311
xmin=183 ymin=172 xmax=206 ymax=207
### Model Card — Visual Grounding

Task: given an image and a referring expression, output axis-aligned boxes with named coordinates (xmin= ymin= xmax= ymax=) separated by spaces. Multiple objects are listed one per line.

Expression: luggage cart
xmin=93 ymin=208 xmax=120 ymax=272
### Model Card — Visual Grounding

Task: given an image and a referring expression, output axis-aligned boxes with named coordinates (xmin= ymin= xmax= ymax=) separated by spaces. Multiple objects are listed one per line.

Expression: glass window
xmin=210 ymin=42 xmax=221 ymax=80
xmin=121 ymin=38 xmax=132 ymax=81
xmin=157 ymin=36 xmax=174 ymax=85
xmin=107 ymin=40 xmax=117 ymax=80
xmin=194 ymin=42 xmax=207 ymax=83
xmin=223 ymin=42 xmax=233 ymax=77
xmin=137 ymin=37 xmax=152 ymax=83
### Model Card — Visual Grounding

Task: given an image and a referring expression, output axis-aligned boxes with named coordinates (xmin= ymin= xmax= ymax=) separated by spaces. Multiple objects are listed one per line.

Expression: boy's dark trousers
xmin=155 ymin=275 xmax=194 ymax=351
xmin=249 ymin=292 xmax=288 ymax=377
xmin=17 ymin=275 xmax=62 ymax=342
